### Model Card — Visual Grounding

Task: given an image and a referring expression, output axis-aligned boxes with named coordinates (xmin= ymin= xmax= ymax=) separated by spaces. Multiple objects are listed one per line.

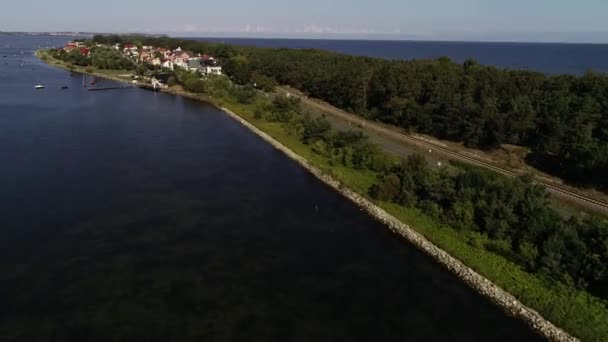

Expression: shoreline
xmin=39 ymin=51 xmax=577 ymax=342
xmin=221 ymin=107 xmax=576 ymax=342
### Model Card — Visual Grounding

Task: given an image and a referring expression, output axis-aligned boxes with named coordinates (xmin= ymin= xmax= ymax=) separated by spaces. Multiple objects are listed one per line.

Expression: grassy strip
xmin=39 ymin=54 xmax=608 ymax=340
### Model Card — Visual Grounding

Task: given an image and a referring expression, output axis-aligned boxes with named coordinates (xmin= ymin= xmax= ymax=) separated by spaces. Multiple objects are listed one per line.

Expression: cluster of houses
xmin=62 ymin=41 xmax=222 ymax=77
xmin=63 ymin=41 xmax=90 ymax=57
xmin=118 ymin=43 xmax=222 ymax=76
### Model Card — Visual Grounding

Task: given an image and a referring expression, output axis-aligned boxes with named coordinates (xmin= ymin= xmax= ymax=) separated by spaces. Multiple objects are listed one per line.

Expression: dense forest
xmin=91 ymin=35 xmax=608 ymax=191
xmin=240 ymin=47 xmax=608 ymax=191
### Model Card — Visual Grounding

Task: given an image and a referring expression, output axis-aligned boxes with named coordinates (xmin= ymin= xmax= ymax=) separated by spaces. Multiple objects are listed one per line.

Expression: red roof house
xmin=64 ymin=43 xmax=77 ymax=51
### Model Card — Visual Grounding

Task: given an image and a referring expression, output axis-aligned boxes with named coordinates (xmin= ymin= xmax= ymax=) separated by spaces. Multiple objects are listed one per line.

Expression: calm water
xmin=198 ymin=37 xmax=608 ymax=74
xmin=0 ymin=35 xmax=543 ymax=341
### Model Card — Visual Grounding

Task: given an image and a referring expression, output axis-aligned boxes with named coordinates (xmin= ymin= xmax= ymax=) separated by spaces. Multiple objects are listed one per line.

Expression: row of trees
xmin=248 ymin=94 xmax=387 ymax=172
xmin=90 ymin=47 xmax=134 ymax=70
xmin=50 ymin=48 xmax=90 ymax=66
xmin=370 ymin=157 xmax=608 ymax=300
xmin=103 ymin=35 xmax=607 ymax=191
xmin=50 ymin=47 xmax=134 ymax=71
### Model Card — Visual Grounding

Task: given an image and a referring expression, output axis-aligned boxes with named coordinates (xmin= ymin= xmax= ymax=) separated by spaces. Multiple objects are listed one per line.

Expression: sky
xmin=2 ymin=0 xmax=608 ymax=43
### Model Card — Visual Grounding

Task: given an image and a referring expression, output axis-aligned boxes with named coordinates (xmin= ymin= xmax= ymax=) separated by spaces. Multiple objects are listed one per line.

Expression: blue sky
xmin=2 ymin=0 xmax=608 ymax=42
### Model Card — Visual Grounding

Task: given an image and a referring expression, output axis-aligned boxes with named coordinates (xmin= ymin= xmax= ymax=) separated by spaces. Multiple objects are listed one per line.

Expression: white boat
xmin=35 ymin=85 xmax=45 ymax=89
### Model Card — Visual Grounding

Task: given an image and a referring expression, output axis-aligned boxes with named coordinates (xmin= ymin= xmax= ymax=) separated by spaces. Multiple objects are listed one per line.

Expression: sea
xmin=197 ymin=37 xmax=608 ymax=75
xmin=0 ymin=34 xmax=580 ymax=341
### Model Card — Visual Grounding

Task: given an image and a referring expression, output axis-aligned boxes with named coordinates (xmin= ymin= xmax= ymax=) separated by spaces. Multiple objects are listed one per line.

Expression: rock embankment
xmin=221 ymin=107 xmax=578 ymax=342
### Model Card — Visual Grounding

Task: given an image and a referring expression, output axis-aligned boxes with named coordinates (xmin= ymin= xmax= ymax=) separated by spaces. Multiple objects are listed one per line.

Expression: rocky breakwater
xmin=220 ymin=107 xmax=578 ymax=342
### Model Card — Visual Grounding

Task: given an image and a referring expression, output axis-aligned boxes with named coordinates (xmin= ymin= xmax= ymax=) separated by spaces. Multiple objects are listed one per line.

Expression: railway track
xmin=282 ymin=89 xmax=608 ymax=214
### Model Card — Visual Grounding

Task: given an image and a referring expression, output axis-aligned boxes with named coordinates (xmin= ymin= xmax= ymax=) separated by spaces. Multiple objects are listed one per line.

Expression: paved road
xmin=278 ymin=87 xmax=608 ymax=216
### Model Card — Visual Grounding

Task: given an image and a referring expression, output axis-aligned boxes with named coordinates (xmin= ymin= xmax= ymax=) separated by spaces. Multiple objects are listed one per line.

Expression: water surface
xmin=0 ymin=35 xmax=543 ymax=341
xmin=197 ymin=37 xmax=608 ymax=74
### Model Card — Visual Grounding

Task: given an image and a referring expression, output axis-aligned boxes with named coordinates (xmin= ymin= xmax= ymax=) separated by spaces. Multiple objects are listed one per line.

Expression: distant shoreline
xmin=5 ymin=31 xmax=608 ymax=45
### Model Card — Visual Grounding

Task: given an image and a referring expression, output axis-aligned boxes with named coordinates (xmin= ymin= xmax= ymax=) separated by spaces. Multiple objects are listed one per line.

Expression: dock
xmin=87 ymin=86 xmax=132 ymax=91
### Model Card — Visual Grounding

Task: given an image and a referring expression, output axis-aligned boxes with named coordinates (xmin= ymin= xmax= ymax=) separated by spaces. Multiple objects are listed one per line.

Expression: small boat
xmin=61 ymin=86 xmax=69 ymax=90
xmin=35 ymin=85 xmax=45 ymax=89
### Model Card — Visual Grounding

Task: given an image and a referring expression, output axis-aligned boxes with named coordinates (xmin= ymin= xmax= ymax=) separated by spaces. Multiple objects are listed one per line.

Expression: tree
xmin=301 ymin=117 xmax=331 ymax=143
xmin=167 ymin=76 xmax=177 ymax=87
xmin=184 ymin=79 xmax=206 ymax=93
xmin=252 ymin=73 xmax=278 ymax=92
xmin=369 ymin=174 xmax=401 ymax=202
xmin=232 ymin=85 xmax=256 ymax=104
xmin=224 ymin=55 xmax=251 ymax=84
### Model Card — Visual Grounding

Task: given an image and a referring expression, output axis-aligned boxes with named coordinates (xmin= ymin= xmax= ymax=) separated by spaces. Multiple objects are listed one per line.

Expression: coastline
xmin=220 ymin=107 xmax=576 ymax=342
xmin=38 ymin=51 xmax=577 ymax=342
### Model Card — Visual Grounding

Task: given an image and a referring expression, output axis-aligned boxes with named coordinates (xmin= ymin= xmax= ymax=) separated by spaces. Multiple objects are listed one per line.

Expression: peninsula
xmin=38 ymin=35 xmax=608 ymax=341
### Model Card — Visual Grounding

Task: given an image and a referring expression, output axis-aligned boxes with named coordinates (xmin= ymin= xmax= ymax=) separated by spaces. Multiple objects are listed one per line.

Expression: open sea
xmin=0 ymin=34 xmax=559 ymax=341
xmin=197 ymin=37 xmax=608 ymax=75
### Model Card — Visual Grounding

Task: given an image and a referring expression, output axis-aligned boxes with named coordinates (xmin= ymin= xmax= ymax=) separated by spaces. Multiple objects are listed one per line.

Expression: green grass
xmin=382 ymin=203 xmax=608 ymax=341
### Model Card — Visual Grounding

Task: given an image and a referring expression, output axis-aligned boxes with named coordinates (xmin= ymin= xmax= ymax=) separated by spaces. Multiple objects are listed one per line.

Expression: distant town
xmin=60 ymin=40 xmax=222 ymax=88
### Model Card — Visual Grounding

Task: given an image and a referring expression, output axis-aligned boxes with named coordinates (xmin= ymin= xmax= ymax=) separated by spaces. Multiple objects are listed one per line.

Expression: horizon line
xmin=3 ymin=30 xmax=608 ymax=45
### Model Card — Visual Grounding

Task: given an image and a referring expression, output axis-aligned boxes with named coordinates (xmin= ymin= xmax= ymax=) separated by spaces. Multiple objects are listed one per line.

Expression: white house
xmin=175 ymin=60 xmax=188 ymax=69
xmin=162 ymin=60 xmax=174 ymax=70
xmin=202 ymin=65 xmax=223 ymax=76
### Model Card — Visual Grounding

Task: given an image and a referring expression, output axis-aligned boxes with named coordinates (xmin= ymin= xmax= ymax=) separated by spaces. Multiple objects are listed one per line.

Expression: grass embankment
xmin=41 ymin=53 xmax=608 ymax=341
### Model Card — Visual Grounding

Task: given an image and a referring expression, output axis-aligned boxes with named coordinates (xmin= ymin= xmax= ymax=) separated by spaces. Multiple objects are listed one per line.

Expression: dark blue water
xmin=0 ymin=35 xmax=543 ymax=341
xmin=197 ymin=37 xmax=608 ymax=75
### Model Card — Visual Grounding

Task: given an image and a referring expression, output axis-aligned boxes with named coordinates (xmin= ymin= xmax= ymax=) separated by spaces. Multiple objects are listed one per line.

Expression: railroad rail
xmin=281 ymin=88 xmax=608 ymax=214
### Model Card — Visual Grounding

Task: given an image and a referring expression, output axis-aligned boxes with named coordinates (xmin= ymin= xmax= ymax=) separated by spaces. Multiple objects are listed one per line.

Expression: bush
xmin=252 ymin=73 xmax=278 ymax=92
xmin=369 ymin=174 xmax=401 ymax=201
xmin=253 ymin=107 xmax=264 ymax=119
xmin=232 ymin=86 xmax=256 ymax=104
xmin=167 ymin=76 xmax=177 ymax=87
xmin=184 ymin=79 xmax=206 ymax=93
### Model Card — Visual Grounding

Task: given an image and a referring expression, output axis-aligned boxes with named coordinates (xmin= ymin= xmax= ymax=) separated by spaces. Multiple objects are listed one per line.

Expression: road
xmin=278 ymin=87 xmax=608 ymax=216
